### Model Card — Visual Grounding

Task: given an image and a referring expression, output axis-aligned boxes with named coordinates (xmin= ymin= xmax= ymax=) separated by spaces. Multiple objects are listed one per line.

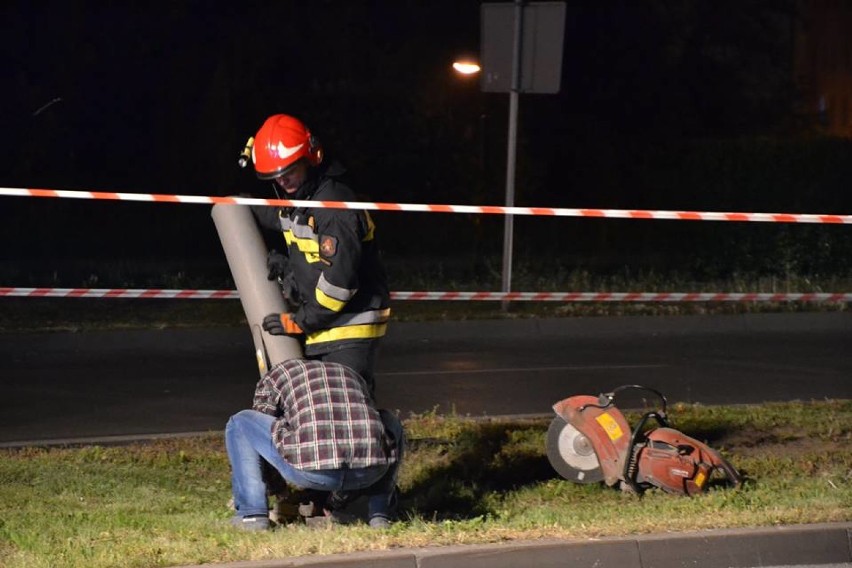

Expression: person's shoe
xmin=368 ymin=515 xmax=391 ymax=529
xmin=231 ymin=514 xmax=270 ymax=531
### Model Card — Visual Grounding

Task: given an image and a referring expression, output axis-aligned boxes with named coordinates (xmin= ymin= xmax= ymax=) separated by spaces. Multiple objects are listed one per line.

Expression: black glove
xmin=262 ymin=312 xmax=303 ymax=335
xmin=266 ymin=249 xmax=289 ymax=281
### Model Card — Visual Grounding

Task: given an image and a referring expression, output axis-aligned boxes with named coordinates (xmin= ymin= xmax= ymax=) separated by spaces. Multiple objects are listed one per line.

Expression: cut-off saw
xmin=546 ymin=385 xmax=742 ymax=495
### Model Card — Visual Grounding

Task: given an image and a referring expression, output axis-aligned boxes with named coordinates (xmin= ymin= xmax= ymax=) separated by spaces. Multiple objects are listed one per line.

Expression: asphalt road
xmin=0 ymin=312 xmax=849 ymax=445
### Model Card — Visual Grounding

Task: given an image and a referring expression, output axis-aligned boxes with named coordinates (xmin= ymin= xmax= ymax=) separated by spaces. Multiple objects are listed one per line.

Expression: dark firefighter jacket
xmin=252 ymin=161 xmax=390 ymax=355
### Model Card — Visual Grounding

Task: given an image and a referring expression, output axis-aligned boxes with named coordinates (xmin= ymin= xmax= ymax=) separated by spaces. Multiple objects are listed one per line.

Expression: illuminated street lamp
xmin=452 ymin=60 xmax=481 ymax=75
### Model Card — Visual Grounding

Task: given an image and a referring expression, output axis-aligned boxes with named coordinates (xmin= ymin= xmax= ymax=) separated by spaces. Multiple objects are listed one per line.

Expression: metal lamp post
xmin=481 ymin=0 xmax=566 ymax=308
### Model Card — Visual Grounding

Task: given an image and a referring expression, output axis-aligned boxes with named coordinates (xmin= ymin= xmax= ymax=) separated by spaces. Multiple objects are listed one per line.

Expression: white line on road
xmin=378 ymin=363 xmax=670 ymax=377
xmin=0 ymin=431 xmax=218 ymax=449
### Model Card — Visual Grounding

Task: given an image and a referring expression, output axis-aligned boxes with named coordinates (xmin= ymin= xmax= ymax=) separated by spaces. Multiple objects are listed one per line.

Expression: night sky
xmin=2 ymin=1 xmax=849 ymax=281
xmin=3 ymin=2 xmax=481 ymax=191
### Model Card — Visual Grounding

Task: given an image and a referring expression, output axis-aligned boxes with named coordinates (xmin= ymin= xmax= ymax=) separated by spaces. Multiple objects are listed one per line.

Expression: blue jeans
xmin=225 ymin=409 xmax=400 ymax=521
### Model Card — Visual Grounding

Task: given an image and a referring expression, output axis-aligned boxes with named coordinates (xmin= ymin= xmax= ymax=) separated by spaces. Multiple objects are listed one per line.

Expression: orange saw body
xmin=547 ymin=385 xmax=742 ymax=495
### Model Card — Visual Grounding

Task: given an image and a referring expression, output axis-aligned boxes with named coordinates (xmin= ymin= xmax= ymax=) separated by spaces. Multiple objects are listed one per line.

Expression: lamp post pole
xmin=501 ymin=0 xmax=524 ymax=310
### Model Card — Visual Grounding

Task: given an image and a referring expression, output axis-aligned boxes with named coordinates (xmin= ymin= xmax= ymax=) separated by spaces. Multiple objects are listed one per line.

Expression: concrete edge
xmin=177 ymin=522 xmax=852 ymax=568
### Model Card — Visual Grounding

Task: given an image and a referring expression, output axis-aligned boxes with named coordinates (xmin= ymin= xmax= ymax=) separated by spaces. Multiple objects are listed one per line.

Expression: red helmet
xmin=251 ymin=114 xmax=323 ymax=180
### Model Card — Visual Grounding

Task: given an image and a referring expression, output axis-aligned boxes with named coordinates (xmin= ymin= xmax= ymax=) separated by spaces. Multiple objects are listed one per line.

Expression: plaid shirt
xmin=253 ymin=359 xmax=391 ymax=471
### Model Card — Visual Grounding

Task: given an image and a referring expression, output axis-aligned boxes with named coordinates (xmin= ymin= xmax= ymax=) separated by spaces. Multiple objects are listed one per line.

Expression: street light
xmin=452 ymin=60 xmax=481 ymax=75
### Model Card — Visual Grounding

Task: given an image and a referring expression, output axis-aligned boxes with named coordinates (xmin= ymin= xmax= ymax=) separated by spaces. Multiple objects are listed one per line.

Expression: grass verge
xmin=0 ymin=400 xmax=849 ymax=568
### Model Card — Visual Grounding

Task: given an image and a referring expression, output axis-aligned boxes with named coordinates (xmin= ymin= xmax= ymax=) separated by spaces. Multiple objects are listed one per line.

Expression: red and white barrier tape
xmin=0 ymin=288 xmax=239 ymax=299
xmin=1 ymin=288 xmax=849 ymax=303
xmin=391 ymin=291 xmax=852 ymax=302
xmin=1 ymin=187 xmax=850 ymax=224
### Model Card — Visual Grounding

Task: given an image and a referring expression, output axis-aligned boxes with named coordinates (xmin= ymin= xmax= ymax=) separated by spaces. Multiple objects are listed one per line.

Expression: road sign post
xmin=481 ymin=1 xmax=566 ymax=307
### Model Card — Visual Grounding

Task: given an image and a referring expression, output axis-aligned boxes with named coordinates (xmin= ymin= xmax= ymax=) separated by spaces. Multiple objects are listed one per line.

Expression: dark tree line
xmin=2 ymin=1 xmax=848 ymax=282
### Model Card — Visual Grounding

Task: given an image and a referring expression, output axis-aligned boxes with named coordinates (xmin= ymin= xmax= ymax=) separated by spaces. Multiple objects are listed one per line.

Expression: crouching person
xmin=225 ymin=359 xmax=403 ymax=531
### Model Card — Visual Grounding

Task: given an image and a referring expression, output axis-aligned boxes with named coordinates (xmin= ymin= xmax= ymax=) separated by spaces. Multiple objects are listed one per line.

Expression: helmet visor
xmin=255 ymin=158 xmax=307 ymax=181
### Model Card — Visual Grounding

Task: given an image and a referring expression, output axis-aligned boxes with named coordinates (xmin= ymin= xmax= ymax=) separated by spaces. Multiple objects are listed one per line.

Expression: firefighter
xmin=247 ymin=114 xmax=390 ymax=395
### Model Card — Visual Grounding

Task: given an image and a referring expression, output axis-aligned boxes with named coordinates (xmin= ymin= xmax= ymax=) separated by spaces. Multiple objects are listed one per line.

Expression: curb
xmin=178 ymin=522 xmax=852 ymax=568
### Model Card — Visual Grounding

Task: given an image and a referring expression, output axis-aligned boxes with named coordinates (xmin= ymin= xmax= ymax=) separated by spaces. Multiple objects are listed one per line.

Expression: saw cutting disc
xmin=546 ymin=416 xmax=604 ymax=483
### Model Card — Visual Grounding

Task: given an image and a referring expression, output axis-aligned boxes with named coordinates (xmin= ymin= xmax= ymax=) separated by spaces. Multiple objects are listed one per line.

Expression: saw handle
xmin=621 ymin=410 xmax=671 ymax=492
xmin=581 ymin=385 xmax=668 ymax=415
